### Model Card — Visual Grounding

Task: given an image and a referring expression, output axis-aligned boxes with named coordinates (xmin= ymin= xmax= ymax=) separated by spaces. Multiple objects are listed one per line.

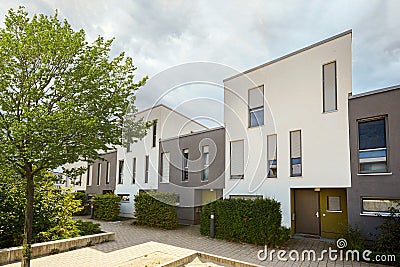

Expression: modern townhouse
xmin=158 ymin=126 xmax=225 ymax=224
xmin=347 ymin=85 xmax=400 ymax=238
xmin=85 ymin=150 xmax=117 ymax=197
xmin=60 ymin=161 xmax=87 ymax=192
xmin=115 ymin=104 xmax=207 ymax=217
xmin=223 ymin=30 xmax=352 ymax=238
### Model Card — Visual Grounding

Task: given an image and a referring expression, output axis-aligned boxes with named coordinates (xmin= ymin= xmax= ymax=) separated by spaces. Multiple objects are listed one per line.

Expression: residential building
xmin=86 ymin=150 xmax=117 ymax=196
xmin=223 ymin=30 xmax=352 ymax=238
xmin=115 ymin=104 xmax=207 ymax=217
xmin=61 ymin=161 xmax=87 ymax=192
xmin=158 ymin=127 xmax=225 ymax=224
xmin=347 ymin=85 xmax=400 ymax=238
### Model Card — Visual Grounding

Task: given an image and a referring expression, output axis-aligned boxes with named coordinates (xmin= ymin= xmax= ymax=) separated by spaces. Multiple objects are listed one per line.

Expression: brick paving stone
xmin=2 ymin=218 xmax=391 ymax=267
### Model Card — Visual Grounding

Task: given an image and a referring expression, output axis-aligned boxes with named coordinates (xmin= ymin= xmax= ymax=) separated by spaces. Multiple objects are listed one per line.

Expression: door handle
xmin=315 ymin=211 xmax=319 ymax=218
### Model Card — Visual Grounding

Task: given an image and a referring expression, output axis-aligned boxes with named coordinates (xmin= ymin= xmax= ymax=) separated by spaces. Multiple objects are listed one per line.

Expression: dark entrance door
xmin=295 ymin=189 xmax=320 ymax=235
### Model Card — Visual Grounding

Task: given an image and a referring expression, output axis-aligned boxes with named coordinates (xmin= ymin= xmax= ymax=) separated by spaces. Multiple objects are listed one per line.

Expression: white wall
xmin=224 ymin=32 xmax=352 ymax=227
xmin=116 ymin=104 xmax=207 ymax=216
xmin=62 ymin=161 xmax=88 ymax=192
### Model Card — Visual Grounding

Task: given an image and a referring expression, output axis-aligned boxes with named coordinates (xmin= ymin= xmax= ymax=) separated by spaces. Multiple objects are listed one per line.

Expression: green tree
xmin=0 ymin=7 xmax=148 ymax=266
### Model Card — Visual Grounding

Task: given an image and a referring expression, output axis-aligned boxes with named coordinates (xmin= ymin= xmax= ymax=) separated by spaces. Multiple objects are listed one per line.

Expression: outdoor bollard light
xmin=210 ymin=211 xmax=215 ymax=238
xmin=90 ymin=204 xmax=94 ymax=219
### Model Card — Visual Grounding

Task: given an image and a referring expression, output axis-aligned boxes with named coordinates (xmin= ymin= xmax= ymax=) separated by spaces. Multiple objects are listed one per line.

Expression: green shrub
xmin=73 ymin=192 xmax=89 ymax=216
xmin=75 ymin=220 xmax=101 ymax=236
xmin=134 ymin=191 xmax=178 ymax=229
xmin=92 ymin=194 xmax=120 ymax=221
xmin=200 ymin=198 xmax=290 ymax=247
xmin=340 ymin=224 xmax=366 ymax=251
xmin=373 ymin=205 xmax=400 ymax=266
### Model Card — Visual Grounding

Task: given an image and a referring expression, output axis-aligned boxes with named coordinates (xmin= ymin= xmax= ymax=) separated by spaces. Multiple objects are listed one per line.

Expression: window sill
xmin=201 ymin=180 xmax=209 ymax=183
xmin=326 ymin=210 xmax=343 ymax=213
xmin=357 ymin=172 xmax=392 ymax=176
xmin=267 ymin=177 xmax=278 ymax=179
xmin=360 ymin=212 xmax=399 ymax=217
xmin=160 ymin=181 xmax=169 ymax=184
xmin=322 ymin=110 xmax=338 ymax=114
xmin=248 ymin=125 xmax=264 ymax=129
xmin=181 ymin=180 xmax=189 ymax=183
xmin=290 ymin=176 xmax=303 ymax=178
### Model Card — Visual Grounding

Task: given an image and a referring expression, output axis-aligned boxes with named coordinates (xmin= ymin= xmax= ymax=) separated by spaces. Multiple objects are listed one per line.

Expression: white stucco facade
xmin=61 ymin=161 xmax=88 ymax=192
xmin=223 ymin=31 xmax=352 ymax=227
xmin=115 ymin=104 xmax=207 ymax=217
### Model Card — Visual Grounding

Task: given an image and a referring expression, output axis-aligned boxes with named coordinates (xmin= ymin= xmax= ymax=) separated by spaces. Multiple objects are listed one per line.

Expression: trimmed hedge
xmin=73 ymin=192 xmax=89 ymax=216
xmin=134 ymin=191 xmax=178 ymax=229
xmin=200 ymin=198 xmax=290 ymax=247
xmin=92 ymin=194 xmax=120 ymax=221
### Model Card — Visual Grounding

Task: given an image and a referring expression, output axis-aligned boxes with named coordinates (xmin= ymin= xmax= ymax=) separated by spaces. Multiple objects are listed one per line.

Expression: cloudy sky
xmin=1 ymin=1 xmax=399 ymax=126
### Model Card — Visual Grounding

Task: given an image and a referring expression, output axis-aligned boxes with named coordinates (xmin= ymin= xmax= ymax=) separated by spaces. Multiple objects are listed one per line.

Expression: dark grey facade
xmin=347 ymin=85 xmax=400 ymax=237
xmin=158 ymin=127 xmax=225 ymax=224
xmin=86 ymin=151 xmax=117 ymax=196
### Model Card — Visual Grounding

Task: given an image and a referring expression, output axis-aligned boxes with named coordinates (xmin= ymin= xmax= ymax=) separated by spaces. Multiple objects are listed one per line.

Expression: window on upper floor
xmin=182 ymin=149 xmax=189 ymax=181
xmin=145 ymin=155 xmax=149 ymax=183
xmin=106 ymin=161 xmax=110 ymax=184
xmin=290 ymin=130 xmax=302 ymax=177
xmin=230 ymin=140 xmax=244 ymax=179
xmin=132 ymin=157 xmax=136 ymax=184
xmin=161 ymin=152 xmax=170 ymax=183
xmin=152 ymin=122 xmax=157 ymax=147
xmin=358 ymin=117 xmax=388 ymax=173
xmin=86 ymin=165 xmax=92 ymax=186
xmin=97 ymin=163 xmax=101 ymax=186
xmin=248 ymin=86 xmax=264 ymax=127
xmin=118 ymin=160 xmax=124 ymax=184
xmin=267 ymin=134 xmax=277 ymax=178
xmin=323 ymin=61 xmax=337 ymax=113
xmin=202 ymin=146 xmax=209 ymax=181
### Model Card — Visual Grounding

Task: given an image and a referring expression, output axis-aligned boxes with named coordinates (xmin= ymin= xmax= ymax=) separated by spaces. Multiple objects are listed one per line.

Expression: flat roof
xmin=223 ymin=29 xmax=352 ymax=82
xmin=349 ymin=84 xmax=400 ymax=99
xmin=160 ymin=126 xmax=225 ymax=143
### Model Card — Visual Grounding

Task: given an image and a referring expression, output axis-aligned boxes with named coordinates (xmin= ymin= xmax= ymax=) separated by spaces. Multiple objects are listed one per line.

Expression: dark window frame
xmin=145 ymin=155 xmax=149 ymax=183
xmin=86 ymin=165 xmax=92 ymax=186
xmin=118 ymin=160 xmax=124 ymax=184
xmin=152 ymin=122 xmax=157 ymax=148
xmin=105 ymin=161 xmax=110 ymax=184
xmin=290 ymin=130 xmax=302 ymax=177
xmin=132 ymin=157 xmax=136 ymax=184
xmin=202 ymin=146 xmax=209 ymax=181
xmin=182 ymin=149 xmax=189 ymax=181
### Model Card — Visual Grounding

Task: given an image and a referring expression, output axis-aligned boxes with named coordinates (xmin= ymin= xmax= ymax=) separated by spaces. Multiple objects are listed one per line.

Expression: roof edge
xmin=160 ymin=126 xmax=225 ymax=143
xmin=349 ymin=84 xmax=400 ymax=99
xmin=223 ymin=29 xmax=352 ymax=82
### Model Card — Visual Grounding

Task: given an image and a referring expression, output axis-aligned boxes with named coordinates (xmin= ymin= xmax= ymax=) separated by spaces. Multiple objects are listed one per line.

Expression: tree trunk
xmin=21 ymin=171 xmax=34 ymax=267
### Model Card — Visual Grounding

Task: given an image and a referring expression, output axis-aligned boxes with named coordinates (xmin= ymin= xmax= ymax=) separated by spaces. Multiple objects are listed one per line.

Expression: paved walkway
xmin=4 ymin=218 xmax=386 ymax=267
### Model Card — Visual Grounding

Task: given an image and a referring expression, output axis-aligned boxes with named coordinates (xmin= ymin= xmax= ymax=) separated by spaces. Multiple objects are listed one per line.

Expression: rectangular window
xmin=97 ymin=163 xmax=101 ymax=185
xmin=152 ymin=122 xmax=157 ymax=147
xmin=358 ymin=117 xmax=388 ymax=173
xmin=145 ymin=155 xmax=149 ymax=183
xmin=362 ymin=198 xmax=399 ymax=215
xmin=118 ymin=194 xmax=130 ymax=202
xmin=161 ymin=152 xmax=170 ymax=183
xmin=267 ymin=134 xmax=277 ymax=178
xmin=230 ymin=140 xmax=244 ymax=179
xmin=118 ymin=160 xmax=124 ymax=184
xmin=249 ymin=86 xmax=264 ymax=127
xmin=78 ymin=174 xmax=82 ymax=186
xmin=132 ymin=157 xmax=136 ymax=184
xmin=106 ymin=162 xmax=110 ymax=184
xmin=323 ymin=61 xmax=337 ymax=112
xmin=182 ymin=149 xmax=189 ymax=181
xmin=86 ymin=165 xmax=92 ymax=186
xmin=202 ymin=146 xmax=209 ymax=181
xmin=327 ymin=196 xmax=342 ymax=212
xmin=126 ymin=143 xmax=131 ymax=152
xmin=290 ymin=130 xmax=302 ymax=177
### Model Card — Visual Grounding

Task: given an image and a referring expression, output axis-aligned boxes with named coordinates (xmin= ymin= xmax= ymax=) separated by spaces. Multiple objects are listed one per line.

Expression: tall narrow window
xmin=249 ymin=86 xmax=264 ymax=127
xmin=267 ymin=134 xmax=277 ymax=178
xmin=86 ymin=165 xmax=92 ymax=186
xmin=78 ymin=174 xmax=82 ymax=186
xmin=106 ymin=162 xmax=110 ymax=184
xmin=97 ymin=163 xmax=101 ymax=185
xmin=290 ymin=130 xmax=302 ymax=177
xmin=358 ymin=117 xmax=388 ymax=173
xmin=132 ymin=157 xmax=136 ymax=184
xmin=118 ymin=160 xmax=124 ymax=184
xmin=145 ymin=155 xmax=149 ymax=183
xmin=126 ymin=143 xmax=131 ymax=152
xmin=202 ymin=146 xmax=210 ymax=181
xmin=323 ymin=61 xmax=337 ymax=112
xmin=161 ymin=152 xmax=170 ymax=183
xmin=152 ymin=122 xmax=157 ymax=147
xmin=230 ymin=140 xmax=244 ymax=179
xmin=182 ymin=149 xmax=189 ymax=181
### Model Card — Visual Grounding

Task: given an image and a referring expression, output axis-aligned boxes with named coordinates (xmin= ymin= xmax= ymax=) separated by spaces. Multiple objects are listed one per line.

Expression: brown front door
xmin=295 ymin=189 xmax=320 ymax=235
